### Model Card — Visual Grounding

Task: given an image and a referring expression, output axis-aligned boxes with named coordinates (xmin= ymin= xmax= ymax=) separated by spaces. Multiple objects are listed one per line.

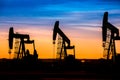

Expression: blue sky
xmin=0 ymin=0 xmax=120 ymax=58
xmin=0 ymin=0 xmax=120 ymax=38
xmin=1 ymin=0 xmax=120 ymax=26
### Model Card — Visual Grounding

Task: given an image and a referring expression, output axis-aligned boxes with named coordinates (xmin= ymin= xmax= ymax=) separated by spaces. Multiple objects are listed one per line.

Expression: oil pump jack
xmin=53 ymin=21 xmax=75 ymax=60
xmin=102 ymin=12 xmax=120 ymax=63
xmin=9 ymin=27 xmax=38 ymax=60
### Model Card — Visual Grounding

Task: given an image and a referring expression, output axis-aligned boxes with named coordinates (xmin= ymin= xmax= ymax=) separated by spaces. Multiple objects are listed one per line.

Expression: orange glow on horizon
xmin=0 ymin=26 xmax=120 ymax=59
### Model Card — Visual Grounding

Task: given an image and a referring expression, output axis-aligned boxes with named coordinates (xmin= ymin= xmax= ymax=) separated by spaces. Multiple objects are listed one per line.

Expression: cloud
xmin=1 ymin=9 xmax=120 ymax=30
xmin=0 ymin=0 xmax=120 ymax=40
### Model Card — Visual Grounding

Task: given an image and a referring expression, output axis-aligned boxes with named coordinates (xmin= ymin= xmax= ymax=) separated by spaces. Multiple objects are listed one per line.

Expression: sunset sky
xmin=0 ymin=0 xmax=120 ymax=59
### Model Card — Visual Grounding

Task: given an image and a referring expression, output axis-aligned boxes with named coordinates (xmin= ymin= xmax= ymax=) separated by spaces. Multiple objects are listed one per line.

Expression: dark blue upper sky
xmin=0 ymin=0 xmax=120 ymax=29
xmin=1 ymin=0 xmax=120 ymax=16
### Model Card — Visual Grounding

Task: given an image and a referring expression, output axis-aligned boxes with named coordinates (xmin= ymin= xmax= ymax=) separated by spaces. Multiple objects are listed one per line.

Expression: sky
xmin=0 ymin=0 xmax=120 ymax=59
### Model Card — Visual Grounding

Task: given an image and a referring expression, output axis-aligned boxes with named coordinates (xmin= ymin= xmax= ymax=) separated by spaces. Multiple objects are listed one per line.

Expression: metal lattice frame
xmin=103 ymin=29 xmax=111 ymax=59
xmin=103 ymin=28 xmax=116 ymax=61
xmin=57 ymin=35 xmax=65 ymax=59
xmin=14 ymin=38 xmax=20 ymax=58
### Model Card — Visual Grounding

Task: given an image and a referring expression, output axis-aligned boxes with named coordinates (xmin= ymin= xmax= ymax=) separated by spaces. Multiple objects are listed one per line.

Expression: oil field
xmin=0 ymin=12 xmax=119 ymax=80
xmin=1 ymin=0 xmax=120 ymax=80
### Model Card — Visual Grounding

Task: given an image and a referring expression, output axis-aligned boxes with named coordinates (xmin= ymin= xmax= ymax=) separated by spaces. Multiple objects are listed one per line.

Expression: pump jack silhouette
xmin=53 ymin=21 xmax=75 ymax=60
xmin=102 ymin=12 xmax=120 ymax=63
xmin=9 ymin=27 xmax=38 ymax=60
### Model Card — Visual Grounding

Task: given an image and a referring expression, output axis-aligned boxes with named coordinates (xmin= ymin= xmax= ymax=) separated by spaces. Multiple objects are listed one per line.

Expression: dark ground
xmin=0 ymin=59 xmax=118 ymax=80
